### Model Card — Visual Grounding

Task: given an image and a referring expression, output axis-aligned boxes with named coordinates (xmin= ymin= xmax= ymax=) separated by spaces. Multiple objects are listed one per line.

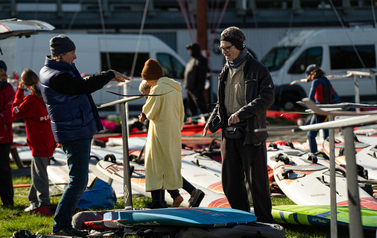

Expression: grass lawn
xmin=3 ymin=174 xmax=376 ymax=238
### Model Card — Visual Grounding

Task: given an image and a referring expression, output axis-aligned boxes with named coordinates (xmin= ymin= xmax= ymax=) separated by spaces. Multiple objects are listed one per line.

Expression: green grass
xmin=2 ymin=166 xmax=376 ymax=237
xmin=1 ymin=174 xmax=152 ymax=237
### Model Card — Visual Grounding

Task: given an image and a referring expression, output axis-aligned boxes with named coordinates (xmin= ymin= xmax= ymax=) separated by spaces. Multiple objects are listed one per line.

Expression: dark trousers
xmin=0 ymin=143 xmax=14 ymax=207
xmin=186 ymin=89 xmax=208 ymax=117
xmin=150 ymin=190 xmax=167 ymax=208
xmin=221 ymin=136 xmax=273 ymax=223
xmin=168 ymin=177 xmax=196 ymax=199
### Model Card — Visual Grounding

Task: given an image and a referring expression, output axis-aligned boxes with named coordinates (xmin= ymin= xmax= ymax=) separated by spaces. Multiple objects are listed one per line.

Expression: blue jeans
xmin=307 ymin=115 xmax=329 ymax=153
xmin=52 ymin=137 xmax=92 ymax=232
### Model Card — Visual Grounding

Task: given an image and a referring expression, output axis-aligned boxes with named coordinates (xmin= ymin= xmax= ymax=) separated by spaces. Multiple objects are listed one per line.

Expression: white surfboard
xmin=47 ymin=149 xmax=97 ymax=190
xmin=0 ymin=19 xmax=55 ymax=40
xmin=321 ymin=136 xmax=370 ymax=157
xmin=270 ymin=151 xmax=377 ymax=210
xmin=180 ymin=150 xmax=223 ymax=194
xmin=90 ymin=137 xmax=147 ymax=163
xmin=347 ymin=145 xmax=377 ymax=181
xmin=91 ymin=140 xmax=226 ymax=196
xmin=47 ymin=148 xmax=133 ymax=198
xmin=320 ymin=135 xmax=377 ymax=181
xmin=96 ymin=159 xmax=226 ymax=208
xmin=354 ymin=125 xmax=377 ymax=137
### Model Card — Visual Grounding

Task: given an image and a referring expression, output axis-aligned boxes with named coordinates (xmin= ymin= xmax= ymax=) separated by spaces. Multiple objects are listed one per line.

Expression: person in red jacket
xmin=0 ymin=60 xmax=15 ymax=208
xmin=12 ymin=68 xmax=56 ymax=212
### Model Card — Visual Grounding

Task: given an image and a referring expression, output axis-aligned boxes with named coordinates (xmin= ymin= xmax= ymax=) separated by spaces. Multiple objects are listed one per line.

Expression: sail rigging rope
xmin=187 ymin=0 xmax=197 ymax=38
xmin=328 ymin=0 xmax=366 ymax=69
xmin=177 ymin=0 xmax=196 ymax=42
xmin=371 ymin=0 xmax=377 ymax=27
xmin=130 ymin=0 xmax=150 ymax=78
xmin=208 ymin=0 xmax=216 ymax=32
xmin=68 ymin=0 xmax=85 ymax=30
xmin=97 ymin=0 xmax=111 ymax=70
xmin=207 ymin=0 xmax=229 ymax=63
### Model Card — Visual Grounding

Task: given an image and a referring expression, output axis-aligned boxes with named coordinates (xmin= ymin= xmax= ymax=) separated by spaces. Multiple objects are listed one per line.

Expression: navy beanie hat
xmin=50 ymin=35 xmax=76 ymax=56
xmin=0 ymin=60 xmax=7 ymax=72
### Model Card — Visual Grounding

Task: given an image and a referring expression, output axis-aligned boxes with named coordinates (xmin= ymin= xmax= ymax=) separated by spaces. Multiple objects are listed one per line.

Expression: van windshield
xmin=157 ymin=53 xmax=184 ymax=79
xmin=261 ymin=46 xmax=297 ymax=72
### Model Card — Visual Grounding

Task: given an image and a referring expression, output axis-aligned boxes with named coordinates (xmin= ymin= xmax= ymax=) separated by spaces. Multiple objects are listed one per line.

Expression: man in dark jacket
xmin=184 ymin=43 xmax=208 ymax=117
xmin=203 ymin=27 xmax=274 ymax=223
xmin=39 ymin=35 xmax=128 ymax=237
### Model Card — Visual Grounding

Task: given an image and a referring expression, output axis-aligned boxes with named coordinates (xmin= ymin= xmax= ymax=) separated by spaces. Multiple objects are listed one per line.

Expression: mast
xmin=196 ymin=0 xmax=208 ymax=56
xmin=196 ymin=0 xmax=209 ymax=110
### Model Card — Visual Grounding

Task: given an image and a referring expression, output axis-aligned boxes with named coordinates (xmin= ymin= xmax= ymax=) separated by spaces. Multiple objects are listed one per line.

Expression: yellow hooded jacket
xmin=142 ymin=77 xmax=185 ymax=191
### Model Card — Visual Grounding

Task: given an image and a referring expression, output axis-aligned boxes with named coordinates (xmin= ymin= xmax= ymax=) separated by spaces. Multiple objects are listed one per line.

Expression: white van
xmin=260 ymin=27 xmax=377 ymax=110
xmin=0 ymin=32 xmax=187 ymax=116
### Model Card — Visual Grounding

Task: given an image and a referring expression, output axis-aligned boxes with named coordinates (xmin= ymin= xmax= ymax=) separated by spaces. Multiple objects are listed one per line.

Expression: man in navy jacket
xmin=39 ymin=35 xmax=127 ymax=237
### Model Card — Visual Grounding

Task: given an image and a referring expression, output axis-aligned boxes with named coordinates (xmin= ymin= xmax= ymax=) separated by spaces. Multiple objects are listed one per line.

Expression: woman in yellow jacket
xmin=141 ymin=59 xmax=185 ymax=208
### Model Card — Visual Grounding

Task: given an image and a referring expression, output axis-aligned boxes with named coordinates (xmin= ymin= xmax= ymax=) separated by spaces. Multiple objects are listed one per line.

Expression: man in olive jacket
xmin=203 ymin=26 xmax=274 ymax=223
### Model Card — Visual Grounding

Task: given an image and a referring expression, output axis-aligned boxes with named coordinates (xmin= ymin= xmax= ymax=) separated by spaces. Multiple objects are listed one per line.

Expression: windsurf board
xmin=351 ymin=144 xmax=377 ymax=181
xmin=354 ymin=124 xmax=377 ymax=137
xmin=47 ymin=155 xmax=98 ymax=193
xmin=180 ymin=150 xmax=223 ymax=194
xmin=84 ymin=207 xmax=257 ymax=229
xmin=269 ymin=151 xmax=377 ymax=209
xmin=321 ymin=135 xmax=377 ymax=182
xmin=271 ymin=205 xmax=377 ymax=230
xmin=47 ymin=151 xmax=136 ymax=198
xmin=322 ymin=136 xmax=370 ymax=157
xmin=103 ymin=133 xmax=221 ymax=152
xmin=96 ymin=159 xmax=226 ymax=207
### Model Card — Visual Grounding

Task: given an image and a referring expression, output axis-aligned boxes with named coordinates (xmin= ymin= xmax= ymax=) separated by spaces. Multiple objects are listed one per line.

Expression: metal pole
xmin=97 ymin=95 xmax=146 ymax=209
xmin=353 ymin=75 xmax=360 ymax=113
xmin=329 ymin=115 xmax=337 ymax=238
xmin=343 ymin=126 xmax=363 ymax=237
xmin=197 ymin=0 xmax=208 ymax=52
xmin=120 ymin=102 xmax=133 ymax=209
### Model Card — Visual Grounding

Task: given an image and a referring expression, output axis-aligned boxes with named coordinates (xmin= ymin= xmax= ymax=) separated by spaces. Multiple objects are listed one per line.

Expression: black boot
xmin=144 ymin=190 xmax=167 ymax=209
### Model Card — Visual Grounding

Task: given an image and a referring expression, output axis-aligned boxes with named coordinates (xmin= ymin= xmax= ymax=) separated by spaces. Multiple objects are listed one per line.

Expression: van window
xmin=157 ymin=53 xmax=184 ymax=79
xmin=260 ymin=46 xmax=296 ymax=72
xmin=330 ymin=45 xmax=376 ymax=69
xmin=288 ymin=47 xmax=322 ymax=74
xmin=100 ymin=52 xmax=149 ymax=76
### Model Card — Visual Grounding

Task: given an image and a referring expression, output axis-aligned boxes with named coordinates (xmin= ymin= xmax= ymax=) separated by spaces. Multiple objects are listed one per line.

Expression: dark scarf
xmin=227 ymin=47 xmax=248 ymax=69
